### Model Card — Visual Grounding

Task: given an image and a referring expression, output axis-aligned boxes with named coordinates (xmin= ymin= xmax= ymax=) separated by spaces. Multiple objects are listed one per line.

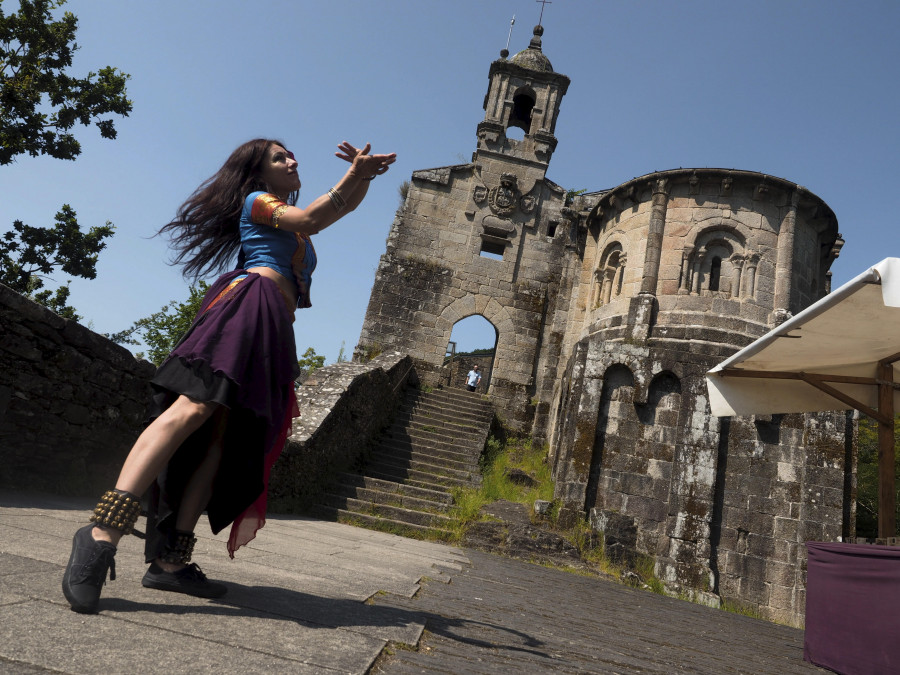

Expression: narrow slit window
xmin=709 ymin=256 xmax=722 ymax=291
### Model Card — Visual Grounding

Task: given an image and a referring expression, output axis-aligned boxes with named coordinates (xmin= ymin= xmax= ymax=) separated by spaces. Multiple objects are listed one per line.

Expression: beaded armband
xmin=271 ymin=204 xmax=288 ymax=228
xmin=250 ymin=193 xmax=290 ymax=228
xmin=90 ymin=489 xmax=141 ymax=535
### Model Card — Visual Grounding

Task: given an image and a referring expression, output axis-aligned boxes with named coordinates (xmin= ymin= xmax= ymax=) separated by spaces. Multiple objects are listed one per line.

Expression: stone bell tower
xmin=356 ymin=25 xmax=584 ymax=430
xmin=476 ymin=25 xmax=569 ymax=171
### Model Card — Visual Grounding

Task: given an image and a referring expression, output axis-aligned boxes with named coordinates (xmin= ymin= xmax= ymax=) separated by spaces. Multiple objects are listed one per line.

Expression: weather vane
xmin=537 ymin=0 xmax=552 ymax=26
xmin=505 ymin=14 xmax=516 ymax=52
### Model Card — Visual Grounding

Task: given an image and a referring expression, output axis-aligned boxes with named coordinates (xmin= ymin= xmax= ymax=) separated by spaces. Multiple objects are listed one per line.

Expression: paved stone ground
xmin=0 ymin=492 xmax=825 ymax=674
xmin=0 ymin=491 xmax=467 ymax=674
xmin=371 ymin=549 xmax=824 ymax=674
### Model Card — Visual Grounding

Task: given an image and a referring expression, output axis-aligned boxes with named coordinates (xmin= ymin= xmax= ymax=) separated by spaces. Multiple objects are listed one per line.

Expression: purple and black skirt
xmin=144 ymin=269 xmax=300 ymax=559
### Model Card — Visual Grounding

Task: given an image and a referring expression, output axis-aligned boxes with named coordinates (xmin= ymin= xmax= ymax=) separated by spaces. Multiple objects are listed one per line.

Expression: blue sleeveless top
xmin=237 ymin=191 xmax=317 ymax=308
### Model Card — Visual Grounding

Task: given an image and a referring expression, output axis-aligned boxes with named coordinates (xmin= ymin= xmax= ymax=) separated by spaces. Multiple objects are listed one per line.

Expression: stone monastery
xmin=355 ymin=25 xmax=852 ymax=625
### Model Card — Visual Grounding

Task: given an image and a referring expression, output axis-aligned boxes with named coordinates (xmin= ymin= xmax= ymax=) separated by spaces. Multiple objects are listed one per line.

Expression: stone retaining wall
xmin=0 ymin=283 xmax=155 ymax=495
xmin=0 ymin=284 xmax=416 ymax=513
xmin=268 ymin=352 xmax=417 ymax=512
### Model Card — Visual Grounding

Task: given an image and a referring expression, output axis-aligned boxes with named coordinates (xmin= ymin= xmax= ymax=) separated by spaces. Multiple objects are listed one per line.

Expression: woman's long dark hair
xmin=159 ymin=138 xmax=297 ymax=280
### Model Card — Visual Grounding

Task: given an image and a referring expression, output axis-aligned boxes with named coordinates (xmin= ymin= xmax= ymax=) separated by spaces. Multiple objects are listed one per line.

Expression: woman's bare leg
xmin=150 ymin=409 xmax=228 ymax=572
xmin=92 ymin=395 xmax=219 ymax=546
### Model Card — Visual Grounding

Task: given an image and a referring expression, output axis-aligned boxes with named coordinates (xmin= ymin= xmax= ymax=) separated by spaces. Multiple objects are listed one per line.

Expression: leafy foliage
xmin=110 ymin=282 xmax=208 ymax=365
xmin=564 ymin=188 xmax=587 ymax=205
xmin=1 ymin=0 xmax=131 ymax=319
xmin=0 ymin=0 xmax=132 ymax=164
xmin=855 ymin=414 xmax=900 ymax=538
xmin=0 ymin=205 xmax=113 ymax=319
xmin=297 ymin=347 xmax=325 ymax=379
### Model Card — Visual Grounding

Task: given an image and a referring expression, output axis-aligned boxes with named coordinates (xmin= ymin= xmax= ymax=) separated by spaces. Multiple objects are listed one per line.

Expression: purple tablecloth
xmin=805 ymin=542 xmax=900 ymax=674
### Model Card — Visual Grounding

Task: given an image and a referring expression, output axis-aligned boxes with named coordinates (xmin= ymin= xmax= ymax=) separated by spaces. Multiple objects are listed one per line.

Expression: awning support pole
xmin=877 ymin=359 xmax=896 ymax=538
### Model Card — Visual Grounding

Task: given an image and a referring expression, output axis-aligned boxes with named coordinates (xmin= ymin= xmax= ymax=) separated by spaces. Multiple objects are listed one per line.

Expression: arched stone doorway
xmin=445 ymin=315 xmax=498 ymax=393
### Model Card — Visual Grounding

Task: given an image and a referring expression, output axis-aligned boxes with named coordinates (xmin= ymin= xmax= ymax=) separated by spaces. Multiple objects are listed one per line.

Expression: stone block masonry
xmin=0 ymin=283 xmax=155 ymax=495
xmin=268 ymin=352 xmax=417 ymax=512
xmin=0 ymin=282 xmax=420 ymax=524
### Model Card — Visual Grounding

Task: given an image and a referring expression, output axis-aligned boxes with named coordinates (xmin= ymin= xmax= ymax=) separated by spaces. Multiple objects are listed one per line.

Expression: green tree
xmin=855 ymin=414 xmax=900 ymax=538
xmin=336 ymin=340 xmax=349 ymax=363
xmin=1 ymin=0 xmax=131 ymax=318
xmin=112 ymin=282 xmax=208 ymax=365
xmin=0 ymin=0 xmax=132 ymax=164
xmin=297 ymin=347 xmax=325 ymax=381
xmin=0 ymin=204 xmax=113 ymax=320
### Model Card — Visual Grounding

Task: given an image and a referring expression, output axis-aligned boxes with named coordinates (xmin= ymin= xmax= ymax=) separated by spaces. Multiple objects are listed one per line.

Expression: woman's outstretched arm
xmin=276 ymin=142 xmax=396 ymax=236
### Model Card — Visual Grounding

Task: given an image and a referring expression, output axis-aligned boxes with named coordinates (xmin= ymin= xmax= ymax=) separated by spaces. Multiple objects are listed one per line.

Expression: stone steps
xmin=325 ymin=483 xmax=451 ymax=513
xmin=309 ymin=385 xmax=493 ymax=538
xmin=363 ymin=467 xmax=469 ymax=493
xmin=334 ymin=473 xmax=454 ymax=504
xmin=308 ymin=505 xmax=454 ymax=541
xmin=377 ymin=438 xmax=474 ymax=465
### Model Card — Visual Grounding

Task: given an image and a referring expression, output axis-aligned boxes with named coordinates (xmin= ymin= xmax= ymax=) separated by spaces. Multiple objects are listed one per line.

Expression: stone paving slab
xmin=371 ymin=549 xmax=827 ymax=675
xmin=1 ymin=492 xmax=827 ymax=674
xmin=0 ymin=491 xmax=469 ymax=674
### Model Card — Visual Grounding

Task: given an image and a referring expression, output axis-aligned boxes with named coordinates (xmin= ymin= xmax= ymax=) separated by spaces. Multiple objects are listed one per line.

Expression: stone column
xmin=743 ymin=253 xmax=760 ymax=299
xmin=592 ymin=268 xmax=603 ymax=307
xmin=691 ymin=247 xmax=706 ymax=295
xmin=639 ymin=178 xmax=670 ymax=296
xmin=615 ymin=253 xmax=627 ymax=297
xmin=771 ymin=191 xmax=799 ymax=323
xmin=679 ymin=245 xmax=694 ymax=294
xmin=601 ymin=267 xmax=615 ymax=304
xmin=730 ymin=254 xmax=745 ymax=299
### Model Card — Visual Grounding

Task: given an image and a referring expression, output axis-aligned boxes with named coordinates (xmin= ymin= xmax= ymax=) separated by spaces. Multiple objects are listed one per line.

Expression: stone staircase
xmin=309 ymin=386 xmax=494 ymax=539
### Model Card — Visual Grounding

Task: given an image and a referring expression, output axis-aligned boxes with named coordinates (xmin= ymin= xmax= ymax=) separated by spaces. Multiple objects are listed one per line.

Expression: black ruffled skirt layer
xmin=144 ymin=270 xmax=300 ymax=560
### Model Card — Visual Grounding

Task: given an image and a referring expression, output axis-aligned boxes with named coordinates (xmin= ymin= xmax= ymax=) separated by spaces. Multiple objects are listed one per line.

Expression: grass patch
xmin=449 ymin=432 xmax=672 ymax=595
xmin=632 ymin=554 xmax=666 ymax=594
xmin=478 ymin=435 xmax=555 ymax=504
xmin=721 ymin=598 xmax=765 ymax=619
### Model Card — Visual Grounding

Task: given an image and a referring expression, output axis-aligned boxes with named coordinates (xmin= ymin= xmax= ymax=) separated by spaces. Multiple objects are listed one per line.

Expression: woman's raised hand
xmin=336 ymin=141 xmax=396 ymax=178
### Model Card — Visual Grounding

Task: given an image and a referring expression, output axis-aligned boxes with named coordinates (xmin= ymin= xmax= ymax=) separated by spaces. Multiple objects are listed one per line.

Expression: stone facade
xmin=355 ymin=26 xmax=852 ymax=625
xmin=357 ymin=25 xmax=576 ymax=430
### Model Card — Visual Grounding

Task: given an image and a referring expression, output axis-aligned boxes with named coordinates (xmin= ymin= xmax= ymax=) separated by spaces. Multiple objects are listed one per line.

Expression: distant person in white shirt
xmin=466 ymin=365 xmax=482 ymax=391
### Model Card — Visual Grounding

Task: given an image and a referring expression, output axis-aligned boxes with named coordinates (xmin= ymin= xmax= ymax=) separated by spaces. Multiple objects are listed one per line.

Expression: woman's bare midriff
xmin=247 ymin=266 xmax=297 ymax=319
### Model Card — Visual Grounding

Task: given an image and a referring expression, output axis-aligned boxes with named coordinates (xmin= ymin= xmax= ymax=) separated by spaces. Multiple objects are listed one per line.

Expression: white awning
xmin=706 ymin=258 xmax=900 ymax=419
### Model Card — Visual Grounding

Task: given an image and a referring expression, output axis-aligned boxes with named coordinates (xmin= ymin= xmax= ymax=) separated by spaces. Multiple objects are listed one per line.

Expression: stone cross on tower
xmin=536 ymin=0 xmax=552 ymax=26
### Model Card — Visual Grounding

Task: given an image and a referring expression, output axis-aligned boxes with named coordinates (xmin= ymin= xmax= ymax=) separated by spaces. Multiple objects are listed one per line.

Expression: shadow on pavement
xmin=100 ymin=581 xmax=548 ymax=656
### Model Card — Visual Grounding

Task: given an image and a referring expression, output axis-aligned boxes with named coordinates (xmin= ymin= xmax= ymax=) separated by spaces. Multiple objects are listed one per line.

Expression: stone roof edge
xmin=592 ymin=168 xmax=835 ymax=220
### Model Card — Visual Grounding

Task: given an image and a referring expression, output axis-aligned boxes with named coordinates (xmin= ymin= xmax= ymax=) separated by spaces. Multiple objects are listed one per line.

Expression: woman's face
xmin=259 ymin=144 xmax=300 ymax=197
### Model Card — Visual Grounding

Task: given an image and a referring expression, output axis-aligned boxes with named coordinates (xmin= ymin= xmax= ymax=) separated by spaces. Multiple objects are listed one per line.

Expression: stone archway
xmin=446 ymin=315 xmax=499 ymax=392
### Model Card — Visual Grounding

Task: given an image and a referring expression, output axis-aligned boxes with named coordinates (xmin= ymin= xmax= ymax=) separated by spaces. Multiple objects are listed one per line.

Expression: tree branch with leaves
xmin=0 ymin=0 xmax=132 ymax=164
xmin=0 ymin=204 xmax=113 ymax=319
xmin=110 ymin=282 xmax=209 ymax=365
xmin=1 ymin=0 xmax=131 ymax=320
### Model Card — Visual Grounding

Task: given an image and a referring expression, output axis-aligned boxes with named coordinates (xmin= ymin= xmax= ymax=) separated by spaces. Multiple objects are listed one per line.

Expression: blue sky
xmin=3 ymin=0 xmax=898 ymax=363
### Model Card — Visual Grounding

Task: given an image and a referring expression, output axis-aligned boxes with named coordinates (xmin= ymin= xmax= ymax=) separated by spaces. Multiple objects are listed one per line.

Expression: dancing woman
xmin=62 ymin=138 xmax=396 ymax=613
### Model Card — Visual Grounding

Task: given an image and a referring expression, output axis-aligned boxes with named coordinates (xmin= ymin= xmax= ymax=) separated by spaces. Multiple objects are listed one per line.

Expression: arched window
xmin=595 ymin=243 xmax=626 ymax=307
xmin=680 ymin=228 xmax=746 ymax=297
